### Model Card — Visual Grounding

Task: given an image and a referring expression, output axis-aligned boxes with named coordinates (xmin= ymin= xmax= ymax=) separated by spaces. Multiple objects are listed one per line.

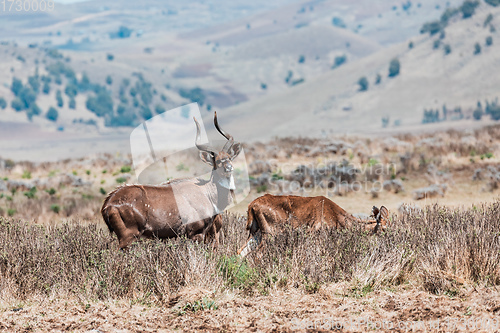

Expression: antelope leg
xmin=238 ymin=230 xmax=262 ymax=258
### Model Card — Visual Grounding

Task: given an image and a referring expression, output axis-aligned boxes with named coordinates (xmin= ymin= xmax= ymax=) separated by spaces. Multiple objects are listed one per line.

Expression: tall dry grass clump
xmin=0 ymin=203 xmax=499 ymax=305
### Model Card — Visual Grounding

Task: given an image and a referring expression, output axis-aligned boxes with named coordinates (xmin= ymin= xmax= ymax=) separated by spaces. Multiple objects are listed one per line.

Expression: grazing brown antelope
xmin=238 ymin=194 xmax=389 ymax=257
xmin=101 ymin=112 xmax=241 ymax=249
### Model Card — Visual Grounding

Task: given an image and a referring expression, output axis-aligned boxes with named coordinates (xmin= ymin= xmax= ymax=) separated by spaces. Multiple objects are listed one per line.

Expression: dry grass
xmin=0 ymin=202 xmax=499 ymax=308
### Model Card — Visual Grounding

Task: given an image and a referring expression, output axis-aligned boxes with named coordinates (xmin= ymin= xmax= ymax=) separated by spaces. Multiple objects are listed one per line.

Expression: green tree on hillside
xmin=11 ymin=98 xmax=23 ymax=111
xmin=46 ymin=107 xmax=59 ymax=122
xmin=42 ymin=81 xmax=50 ymax=94
xmin=485 ymin=0 xmax=500 ymax=6
xmin=11 ymin=78 xmax=23 ymax=96
xmin=388 ymin=58 xmax=400 ymax=77
xmin=460 ymin=0 xmax=479 ymax=18
xmin=79 ymin=72 xmax=91 ymax=91
xmin=0 ymin=97 xmax=6 ymax=109
xmin=420 ymin=20 xmax=442 ymax=35
xmin=56 ymin=90 xmax=63 ymax=107
xmin=69 ymin=97 xmax=76 ymax=109
xmin=474 ymin=42 xmax=481 ymax=54
xmin=27 ymin=104 xmax=41 ymax=120
xmin=19 ymin=87 xmax=36 ymax=109
xmin=86 ymin=89 xmax=113 ymax=117
xmin=486 ymin=36 xmax=493 ymax=46
xmin=444 ymin=44 xmax=451 ymax=55
xmin=358 ymin=77 xmax=369 ymax=91
xmin=484 ymin=13 xmax=494 ymax=27
xmin=28 ymin=76 xmax=40 ymax=93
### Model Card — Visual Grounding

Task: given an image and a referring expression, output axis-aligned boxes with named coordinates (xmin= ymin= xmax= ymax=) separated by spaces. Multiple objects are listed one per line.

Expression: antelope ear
xmin=372 ymin=206 xmax=380 ymax=218
xmin=199 ymin=151 xmax=214 ymax=167
xmin=228 ymin=142 xmax=242 ymax=160
xmin=379 ymin=206 xmax=389 ymax=220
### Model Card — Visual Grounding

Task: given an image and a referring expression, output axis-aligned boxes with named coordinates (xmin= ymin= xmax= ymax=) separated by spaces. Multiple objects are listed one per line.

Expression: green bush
xmin=28 ymin=76 xmax=40 ymax=93
xmin=46 ymin=107 xmax=59 ymax=122
xmin=116 ymin=177 xmax=127 ymax=184
xmin=217 ymin=255 xmax=257 ymax=289
xmin=358 ymin=77 xmax=369 ymax=91
xmin=473 ymin=108 xmax=483 ymax=120
xmin=444 ymin=44 xmax=452 ymax=55
xmin=50 ymin=204 xmax=60 ymax=214
xmin=79 ymin=72 xmax=91 ymax=92
xmin=487 ymin=102 xmax=500 ymax=120
xmin=474 ymin=42 xmax=481 ymax=54
xmin=179 ymin=87 xmax=205 ymax=106
xmin=140 ymin=105 xmax=152 ymax=120
xmin=484 ymin=13 xmax=494 ymax=27
xmin=11 ymin=98 xmax=24 ymax=111
xmin=56 ymin=90 xmax=63 ymax=107
xmin=65 ymin=83 xmax=78 ymax=98
xmin=441 ymin=7 xmax=460 ymax=24
xmin=110 ymin=26 xmax=132 ymax=39
xmin=46 ymin=61 xmax=75 ymax=79
xmin=19 ymin=87 xmax=37 ymax=109
xmin=120 ymin=165 xmax=132 ymax=173
xmin=45 ymin=188 xmax=56 ymax=195
xmin=27 ymin=104 xmax=41 ymax=120
xmin=155 ymin=104 xmax=165 ymax=114
xmin=461 ymin=0 xmax=479 ymax=18
xmin=433 ymin=40 xmax=441 ymax=49
xmin=107 ymin=54 xmax=114 ymax=61
xmin=485 ymin=0 xmax=500 ymax=5
xmin=106 ymin=75 xmax=112 ymax=85
xmin=375 ymin=73 xmax=381 ymax=85
xmin=0 ymin=97 xmax=6 ymax=109
xmin=486 ymin=36 xmax=493 ymax=46
xmin=86 ymin=89 xmax=113 ymax=117
xmin=332 ymin=17 xmax=346 ymax=28
xmin=388 ymin=58 xmax=400 ymax=77
xmin=24 ymin=187 xmax=37 ymax=199
xmin=105 ymin=111 xmax=137 ymax=127
xmin=408 ymin=41 xmax=414 ymax=49
xmin=420 ymin=20 xmax=442 ymax=35
xmin=42 ymin=81 xmax=50 ymax=94
xmin=11 ymin=77 xmax=23 ymax=96
xmin=332 ymin=54 xmax=347 ymax=68
xmin=298 ymin=55 xmax=305 ymax=64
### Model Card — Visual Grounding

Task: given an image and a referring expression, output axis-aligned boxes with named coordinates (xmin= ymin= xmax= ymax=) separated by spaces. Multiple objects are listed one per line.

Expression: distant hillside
xmin=218 ymin=1 xmax=500 ymax=141
xmin=1 ymin=0 xmax=497 ymax=162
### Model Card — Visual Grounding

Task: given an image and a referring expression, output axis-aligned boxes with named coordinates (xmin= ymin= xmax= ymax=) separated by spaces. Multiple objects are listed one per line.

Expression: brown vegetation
xmin=0 ymin=203 xmax=499 ymax=329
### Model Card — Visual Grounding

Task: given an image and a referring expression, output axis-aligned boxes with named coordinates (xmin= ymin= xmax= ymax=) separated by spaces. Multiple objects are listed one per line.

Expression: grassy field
xmin=1 ymin=125 xmax=500 ymax=331
xmin=0 ymin=202 xmax=499 ymax=331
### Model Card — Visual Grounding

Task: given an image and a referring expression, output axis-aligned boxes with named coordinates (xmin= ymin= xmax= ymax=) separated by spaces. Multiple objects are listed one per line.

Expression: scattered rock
xmin=383 ymin=179 xmax=405 ymax=193
xmin=412 ymin=184 xmax=447 ymax=200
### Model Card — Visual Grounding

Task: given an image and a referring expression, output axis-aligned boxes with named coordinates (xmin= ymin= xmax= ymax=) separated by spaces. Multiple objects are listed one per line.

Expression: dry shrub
xmin=0 ymin=203 xmax=499 ymax=305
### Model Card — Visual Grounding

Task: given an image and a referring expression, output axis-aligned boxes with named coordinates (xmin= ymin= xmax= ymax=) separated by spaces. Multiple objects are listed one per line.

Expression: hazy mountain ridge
xmin=219 ymin=2 xmax=500 ymax=141
xmin=0 ymin=0 xmax=496 ymax=158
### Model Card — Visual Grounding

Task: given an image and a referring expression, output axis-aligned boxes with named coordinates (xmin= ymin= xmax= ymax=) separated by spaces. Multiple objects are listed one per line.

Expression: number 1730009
xmin=1 ymin=0 xmax=54 ymax=12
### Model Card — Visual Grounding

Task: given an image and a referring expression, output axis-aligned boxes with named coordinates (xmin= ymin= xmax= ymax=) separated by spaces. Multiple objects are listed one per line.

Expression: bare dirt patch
xmin=2 ymin=286 xmax=500 ymax=332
